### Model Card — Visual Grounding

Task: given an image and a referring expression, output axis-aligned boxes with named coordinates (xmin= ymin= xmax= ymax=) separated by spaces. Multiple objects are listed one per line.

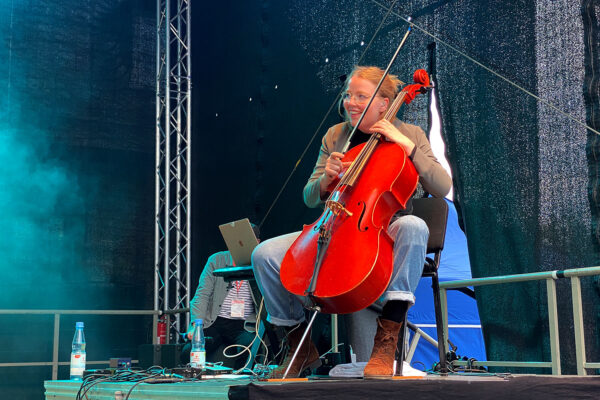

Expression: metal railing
xmin=438 ymin=266 xmax=600 ymax=375
xmin=0 ymin=309 xmax=161 ymax=380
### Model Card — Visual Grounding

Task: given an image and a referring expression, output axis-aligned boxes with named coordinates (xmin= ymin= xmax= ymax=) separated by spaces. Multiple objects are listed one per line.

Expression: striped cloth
xmin=218 ymin=280 xmax=255 ymax=320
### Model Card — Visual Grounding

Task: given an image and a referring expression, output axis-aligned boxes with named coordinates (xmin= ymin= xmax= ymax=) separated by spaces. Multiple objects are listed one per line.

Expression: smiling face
xmin=343 ymin=76 xmax=389 ymax=131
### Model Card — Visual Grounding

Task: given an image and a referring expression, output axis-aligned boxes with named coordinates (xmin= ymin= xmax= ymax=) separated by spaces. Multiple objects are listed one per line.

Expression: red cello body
xmin=281 ymin=142 xmax=417 ymax=314
xmin=280 ymin=69 xmax=429 ymax=314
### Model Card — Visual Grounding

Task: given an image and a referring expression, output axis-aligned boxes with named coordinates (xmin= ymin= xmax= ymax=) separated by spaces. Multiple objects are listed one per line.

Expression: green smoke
xmin=0 ymin=119 xmax=86 ymax=308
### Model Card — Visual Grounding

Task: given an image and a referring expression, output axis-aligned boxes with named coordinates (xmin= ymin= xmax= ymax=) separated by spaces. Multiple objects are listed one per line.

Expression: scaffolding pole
xmin=155 ymin=0 xmax=192 ymax=344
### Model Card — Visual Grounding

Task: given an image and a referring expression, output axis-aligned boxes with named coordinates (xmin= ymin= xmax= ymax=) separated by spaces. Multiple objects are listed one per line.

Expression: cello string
xmin=331 ymin=89 xmax=408 ymax=193
xmin=331 ymin=85 xmax=408 ymax=190
xmin=258 ymin=0 xmax=400 ymax=230
xmin=349 ymin=89 xmax=409 ymax=184
xmin=336 ymin=134 xmax=378 ymax=189
xmin=333 ymin=109 xmax=386 ymax=191
xmin=346 ymin=90 xmax=408 ymax=184
xmin=369 ymin=0 xmax=600 ymax=136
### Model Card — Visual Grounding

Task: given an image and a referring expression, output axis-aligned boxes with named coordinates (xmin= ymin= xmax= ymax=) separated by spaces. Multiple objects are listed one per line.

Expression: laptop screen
xmin=218 ymin=218 xmax=259 ymax=266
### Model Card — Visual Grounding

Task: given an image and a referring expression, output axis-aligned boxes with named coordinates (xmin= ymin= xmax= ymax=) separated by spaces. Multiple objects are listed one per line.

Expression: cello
xmin=280 ymin=69 xmax=431 ymax=314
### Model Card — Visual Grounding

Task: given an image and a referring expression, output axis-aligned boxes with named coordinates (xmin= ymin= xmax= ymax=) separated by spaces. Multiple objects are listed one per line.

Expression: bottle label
xmin=190 ymin=351 xmax=205 ymax=368
xmin=70 ymin=353 xmax=86 ymax=377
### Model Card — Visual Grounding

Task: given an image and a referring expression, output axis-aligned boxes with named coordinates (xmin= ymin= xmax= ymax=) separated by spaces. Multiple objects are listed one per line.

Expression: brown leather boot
xmin=270 ymin=324 xmax=321 ymax=379
xmin=363 ymin=318 xmax=403 ymax=379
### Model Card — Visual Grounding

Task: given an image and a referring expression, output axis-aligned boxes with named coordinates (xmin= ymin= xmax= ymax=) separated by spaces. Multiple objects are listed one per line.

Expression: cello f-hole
xmin=357 ymin=201 xmax=368 ymax=232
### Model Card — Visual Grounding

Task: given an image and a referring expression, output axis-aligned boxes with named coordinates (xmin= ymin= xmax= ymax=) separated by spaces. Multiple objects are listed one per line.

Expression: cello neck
xmin=334 ymin=70 xmax=431 ymax=190
xmin=337 ymin=90 xmax=408 ymax=187
xmin=383 ymin=90 xmax=408 ymax=123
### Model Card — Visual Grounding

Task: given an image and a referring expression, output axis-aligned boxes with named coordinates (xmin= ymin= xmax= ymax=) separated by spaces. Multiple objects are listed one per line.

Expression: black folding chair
xmin=404 ymin=197 xmax=449 ymax=374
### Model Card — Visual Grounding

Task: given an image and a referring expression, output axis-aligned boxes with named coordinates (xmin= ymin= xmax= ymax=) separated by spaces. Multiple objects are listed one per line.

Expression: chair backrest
xmin=411 ymin=197 xmax=449 ymax=254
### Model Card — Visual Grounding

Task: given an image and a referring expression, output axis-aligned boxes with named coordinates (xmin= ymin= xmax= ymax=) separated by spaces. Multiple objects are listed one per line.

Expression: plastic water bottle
xmin=70 ymin=322 xmax=86 ymax=380
xmin=190 ymin=319 xmax=205 ymax=368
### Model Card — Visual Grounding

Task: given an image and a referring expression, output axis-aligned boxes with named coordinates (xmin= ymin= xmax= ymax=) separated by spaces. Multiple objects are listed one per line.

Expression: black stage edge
xmin=229 ymin=375 xmax=600 ymax=400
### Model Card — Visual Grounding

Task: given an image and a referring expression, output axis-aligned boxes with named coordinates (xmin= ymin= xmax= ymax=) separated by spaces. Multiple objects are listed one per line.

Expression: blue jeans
xmin=251 ymin=216 xmax=429 ymax=326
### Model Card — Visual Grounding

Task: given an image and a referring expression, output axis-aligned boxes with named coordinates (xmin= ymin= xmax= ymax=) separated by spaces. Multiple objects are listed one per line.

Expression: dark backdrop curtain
xmin=436 ymin=1 xmax=600 ymax=373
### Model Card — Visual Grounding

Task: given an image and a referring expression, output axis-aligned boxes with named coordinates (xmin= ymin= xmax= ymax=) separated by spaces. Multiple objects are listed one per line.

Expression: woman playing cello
xmin=252 ymin=66 xmax=452 ymax=378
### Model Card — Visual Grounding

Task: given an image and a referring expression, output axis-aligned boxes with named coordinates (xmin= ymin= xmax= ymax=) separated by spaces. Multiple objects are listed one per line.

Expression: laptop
xmin=218 ymin=218 xmax=259 ymax=266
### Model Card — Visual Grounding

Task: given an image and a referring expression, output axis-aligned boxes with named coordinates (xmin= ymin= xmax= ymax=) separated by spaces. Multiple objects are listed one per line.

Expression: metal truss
xmin=155 ymin=0 xmax=192 ymax=343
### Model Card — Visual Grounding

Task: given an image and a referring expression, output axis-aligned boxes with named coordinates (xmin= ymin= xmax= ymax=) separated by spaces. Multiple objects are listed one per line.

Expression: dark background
xmin=0 ymin=1 xmax=599 ymax=398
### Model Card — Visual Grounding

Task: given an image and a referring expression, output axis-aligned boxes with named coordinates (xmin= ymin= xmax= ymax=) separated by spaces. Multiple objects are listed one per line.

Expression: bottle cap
xmin=194 ymin=319 xmax=203 ymax=325
xmin=76 ymin=322 xmax=84 ymax=328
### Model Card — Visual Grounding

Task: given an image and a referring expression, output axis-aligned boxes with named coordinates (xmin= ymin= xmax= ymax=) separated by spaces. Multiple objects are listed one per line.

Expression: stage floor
xmin=45 ymin=374 xmax=600 ymax=400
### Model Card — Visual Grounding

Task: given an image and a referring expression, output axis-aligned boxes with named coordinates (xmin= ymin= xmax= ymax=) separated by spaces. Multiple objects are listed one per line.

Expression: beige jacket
xmin=303 ymin=120 xmax=452 ymax=208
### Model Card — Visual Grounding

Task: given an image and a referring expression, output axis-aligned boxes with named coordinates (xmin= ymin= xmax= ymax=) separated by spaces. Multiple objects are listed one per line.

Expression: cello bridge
xmin=325 ymin=200 xmax=353 ymax=217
